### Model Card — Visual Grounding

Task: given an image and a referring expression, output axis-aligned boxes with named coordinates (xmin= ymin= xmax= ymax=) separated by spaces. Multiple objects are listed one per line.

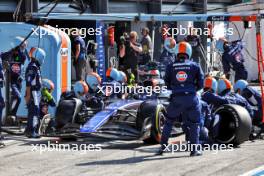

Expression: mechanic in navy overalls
xmin=157 ymin=42 xmax=204 ymax=156
xmin=105 ymin=68 xmax=123 ymax=99
xmin=159 ymin=37 xmax=176 ymax=69
xmin=10 ymin=37 xmax=29 ymax=118
xmin=202 ymin=78 xmax=253 ymax=117
xmin=216 ymin=38 xmax=248 ymax=81
xmin=234 ymin=80 xmax=263 ymax=127
xmin=85 ymin=72 xmax=104 ymax=110
xmin=24 ymin=47 xmax=45 ymax=138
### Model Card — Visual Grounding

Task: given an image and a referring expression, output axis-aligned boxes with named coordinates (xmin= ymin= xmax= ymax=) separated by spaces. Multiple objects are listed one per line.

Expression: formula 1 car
xmin=38 ymin=87 xmax=253 ymax=146
xmin=39 ymin=93 xmax=180 ymax=143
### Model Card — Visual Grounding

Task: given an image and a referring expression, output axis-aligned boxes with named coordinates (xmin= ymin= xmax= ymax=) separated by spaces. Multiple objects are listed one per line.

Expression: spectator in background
xmin=118 ymin=32 xmax=129 ymax=71
xmin=140 ymin=27 xmax=152 ymax=65
xmin=72 ymin=30 xmax=87 ymax=81
xmin=123 ymin=31 xmax=142 ymax=82
xmin=184 ymin=28 xmax=201 ymax=64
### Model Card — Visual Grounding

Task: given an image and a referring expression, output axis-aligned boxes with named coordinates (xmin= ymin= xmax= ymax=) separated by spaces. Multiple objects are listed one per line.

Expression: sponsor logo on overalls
xmin=176 ymin=71 xmax=188 ymax=82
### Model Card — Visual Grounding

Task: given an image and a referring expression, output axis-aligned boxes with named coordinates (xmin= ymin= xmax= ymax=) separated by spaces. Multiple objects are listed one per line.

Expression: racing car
xmin=39 ymin=92 xmax=177 ymax=143
xmin=38 ymin=86 xmax=253 ymax=146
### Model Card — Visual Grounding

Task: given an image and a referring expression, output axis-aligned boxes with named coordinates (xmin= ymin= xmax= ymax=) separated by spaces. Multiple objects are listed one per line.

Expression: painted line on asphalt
xmin=240 ymin=165 xmax=264 ymax=176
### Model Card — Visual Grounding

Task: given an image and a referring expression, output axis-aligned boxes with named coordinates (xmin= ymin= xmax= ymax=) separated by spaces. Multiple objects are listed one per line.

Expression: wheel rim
xmin=158 ymin=111 xmax=166 ymax=133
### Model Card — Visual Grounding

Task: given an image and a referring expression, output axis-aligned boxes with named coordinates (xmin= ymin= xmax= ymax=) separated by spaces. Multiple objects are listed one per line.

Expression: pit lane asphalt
xmin=1 ymin=134 xmax=264 ymax=176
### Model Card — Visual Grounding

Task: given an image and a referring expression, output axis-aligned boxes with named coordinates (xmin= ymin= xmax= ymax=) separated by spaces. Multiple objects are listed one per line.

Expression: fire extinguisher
xmin=108 ymin=26 xmax=115 ymax=47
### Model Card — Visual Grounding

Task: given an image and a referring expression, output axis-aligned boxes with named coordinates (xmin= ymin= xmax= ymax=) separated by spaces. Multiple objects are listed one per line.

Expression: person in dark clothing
xmin=157 ymin=42 xmax=204 ymax=156
xmin=72 ymin=31 xmax=86 ymax=81
xmin=123 ymin=31 xmax=142 ymax=82
xmin=216 ymin=38 xmax=248 ymax=81
xmin=184 ymin=28 xmax=201 ymax=64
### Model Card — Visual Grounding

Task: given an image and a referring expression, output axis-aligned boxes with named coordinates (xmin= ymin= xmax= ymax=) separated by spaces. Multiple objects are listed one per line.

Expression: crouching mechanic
xmin=85 ymin=72 xmax=104 ymax=110
xmin=234 ymin=80 xmax=263 ymax=127
xmin=24 ymin=47 xmax=45 ymax=138
xmin=157 ymin=42 xmax=204 ymax=156
xmin=40 ymin=79 xmax=56 ymax=119
xmin=202 ymin=78 xmax=253 ymax=117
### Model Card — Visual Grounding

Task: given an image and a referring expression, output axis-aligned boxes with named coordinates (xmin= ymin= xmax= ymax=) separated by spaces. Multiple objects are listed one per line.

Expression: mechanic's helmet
xmin=117 ymin=71 xmax=127 ymax=83
xmin=86 ymin=72 xmax=102 ymax=92
xmin=216 ymin=38 xmax=227 ymax=53
xmin=41 ymin=78 xmax=54 ymax=92
xmin=11 ymin=36 xmax=27 ymax=51
xmin=204 ymin=76 xmax=218 ymax=93
xmin=175 ymin=41 xmax=192 ymax=60
xmin=73 ymin=80 xmax=89 ymax=97
xmin=106 ymin=67 xmax=120 ymax=81
xmin=148 ymin=69 xmax=160 ymax=79
xmin=29 ymin=47 xmax=46 ymax=66
xmin=164 ymin=37 xmax=176 ymax=53
xmin=218 ymin=78 xmax=232 ymax=95
xmin=234 ymin=80 xmax=248 ymax=93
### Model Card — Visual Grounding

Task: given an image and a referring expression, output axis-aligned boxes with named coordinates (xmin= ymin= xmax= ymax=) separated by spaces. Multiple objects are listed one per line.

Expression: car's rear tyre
xmin=212 ymin=104 xmax=252 ymax=145
xmin=136 ymin=100 xmax=166 ymax=144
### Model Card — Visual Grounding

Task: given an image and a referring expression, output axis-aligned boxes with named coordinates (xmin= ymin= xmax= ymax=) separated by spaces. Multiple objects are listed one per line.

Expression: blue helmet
xmin=218 ymin=78 xmax=232 ymax=94
xmin=86 ymin=72 xmax=101 ymax=91
xmin=175 ymin=42 xmax=192 ymax=59
xmin=234 ymin=80 xmax=248 ymax=93
xmin=117 ymin=71 xmax=127 ymax=83
xmin=215 ymin=38 xmax=227 ymax=53
xmin=164 ymin=37 xmax=176 ymax=54
xmin=204 ymin=76 xmax=218 ymax=93
xmin=41 ymin=78 xmax=54 ymax=91
xmin=29 ymin=47 xmax=46 ymax=66
xmin=106 ymin=68 xmax=120 ymax=81
xmin=73 ymin=81 xmax=88 ymax=97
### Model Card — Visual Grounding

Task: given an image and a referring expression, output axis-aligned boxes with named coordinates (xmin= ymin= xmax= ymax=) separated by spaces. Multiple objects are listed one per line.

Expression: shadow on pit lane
xmin=76 ymin=154 xmax=189 ymax=166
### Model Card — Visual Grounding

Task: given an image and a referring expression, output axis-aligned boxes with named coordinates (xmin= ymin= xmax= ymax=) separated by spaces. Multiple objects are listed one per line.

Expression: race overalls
xmin=182 ymin=97 xmax=211 ymax=144
xmin=25 ymin=61 xmax=41 ymax=136
xmin=10 ymin=49 xmax=27 ymax=116
xmin=222 ymin=40 xmax=248 ymax=81
xmin=202 ymin=90 xmax=253 ymax=120
xmin=161 ymin=59 xmax=204 ymax=150
xmin=241 ymin=86 xmax=262 ymax=125
xmin=159 ymin=49 xmax=175 ymax=69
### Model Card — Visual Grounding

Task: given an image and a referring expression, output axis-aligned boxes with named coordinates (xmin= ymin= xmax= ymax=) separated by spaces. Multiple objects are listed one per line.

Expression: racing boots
xmin=155 ymin=144 xmax=167 ymax=156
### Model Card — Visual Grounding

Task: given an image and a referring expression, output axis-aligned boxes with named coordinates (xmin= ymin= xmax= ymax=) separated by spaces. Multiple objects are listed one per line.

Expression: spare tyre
xmin=212 ymin=104 xmax=252 ymax=145
xmin=136 ymin=100 xmax=166 ymax=144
